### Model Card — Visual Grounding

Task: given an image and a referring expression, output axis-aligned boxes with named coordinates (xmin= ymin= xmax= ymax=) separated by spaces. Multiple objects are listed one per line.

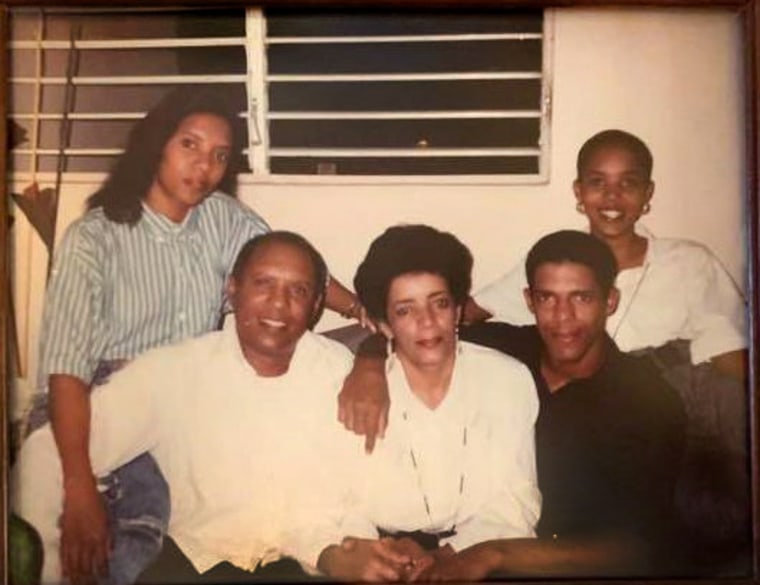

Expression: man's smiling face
xmin=228 ymin=240 xmax=321 ymax=375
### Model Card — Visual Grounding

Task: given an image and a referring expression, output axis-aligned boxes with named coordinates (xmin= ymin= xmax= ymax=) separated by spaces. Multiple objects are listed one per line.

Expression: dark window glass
xmin=270 ymin=156 xmax=538 ymax=175
xmin=268 ymin=40 xmax=542 ymax=75
xmin=267 ymin=10 xmax=542 ymax=37
xmin=270 ymin=118 xmax=540 ymax=149
xmin=264 ymin=9 xmax=545 ymax=176
xmin=269 ymin=80 xmax=542 ymax=113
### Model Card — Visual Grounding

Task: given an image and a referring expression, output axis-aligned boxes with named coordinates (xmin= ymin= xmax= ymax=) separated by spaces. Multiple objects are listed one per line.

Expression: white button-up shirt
xmin=14 ymin=323 xmax=362 ymax=581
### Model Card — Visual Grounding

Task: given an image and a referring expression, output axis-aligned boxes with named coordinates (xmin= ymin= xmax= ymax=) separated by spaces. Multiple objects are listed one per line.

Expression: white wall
xmin=9 ymin=7 xmax=747 ymax=417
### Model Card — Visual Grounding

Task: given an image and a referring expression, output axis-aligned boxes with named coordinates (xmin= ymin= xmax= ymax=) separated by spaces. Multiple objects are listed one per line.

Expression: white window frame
xmin=7 ymin=6 xmax=554 ymax=186
xmin=244 ymin=7 xmax=554 ymax=186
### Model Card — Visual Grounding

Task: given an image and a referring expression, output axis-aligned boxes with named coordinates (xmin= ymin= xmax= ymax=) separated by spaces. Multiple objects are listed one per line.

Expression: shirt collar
xmin=579 ymin=223 xmax=659 ymax=267
xmin=635 ymin=223 xmax=658 ymax=266
xmin=221 ymin=313 xmax=313 ymax=379
xmin=140 ymin=201 xmax=201 ymax=240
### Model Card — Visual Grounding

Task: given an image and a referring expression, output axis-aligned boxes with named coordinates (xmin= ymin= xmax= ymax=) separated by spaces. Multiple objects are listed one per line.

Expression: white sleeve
xmin=10 ymin=352 xmax=165 ymax=584
xmin=87 ymin=350 xmax=167 ymax=474
xmin=473 ymin=256 xmax=534 ymax=325
xmin=684 ymin=245 xmax=747 ymax=364
xmin=445 ymin=363 xmax=540 ymax=551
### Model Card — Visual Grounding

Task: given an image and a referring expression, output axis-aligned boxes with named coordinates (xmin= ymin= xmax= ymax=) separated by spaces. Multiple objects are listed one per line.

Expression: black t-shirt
xmin=461 ymin=322 xmax=686 ymax=546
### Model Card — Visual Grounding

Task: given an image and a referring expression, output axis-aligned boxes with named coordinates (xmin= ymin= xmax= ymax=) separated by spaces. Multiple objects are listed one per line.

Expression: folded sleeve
xmin=684 ymin=245 xmax=746 ymax=364
xmin=38 ymin=221 xmax=107 ymax=386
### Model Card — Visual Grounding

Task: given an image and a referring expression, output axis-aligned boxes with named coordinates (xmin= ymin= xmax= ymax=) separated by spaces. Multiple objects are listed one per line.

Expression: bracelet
xmin=340 ymin=301 xmax=359 ymax=319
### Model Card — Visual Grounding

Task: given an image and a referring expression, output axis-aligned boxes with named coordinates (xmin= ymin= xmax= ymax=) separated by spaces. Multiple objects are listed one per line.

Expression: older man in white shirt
xmin=13 ymin=231 xmax=416 ymax=585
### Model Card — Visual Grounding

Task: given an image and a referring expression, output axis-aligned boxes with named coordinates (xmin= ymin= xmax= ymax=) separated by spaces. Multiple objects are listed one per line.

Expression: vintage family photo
xmin=4 ymin=3 xmax=756 ymax=584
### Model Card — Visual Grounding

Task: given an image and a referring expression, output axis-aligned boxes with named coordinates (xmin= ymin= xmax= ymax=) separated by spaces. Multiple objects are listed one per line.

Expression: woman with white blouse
xmin=319 ymin=224 xmax=540 ymax=581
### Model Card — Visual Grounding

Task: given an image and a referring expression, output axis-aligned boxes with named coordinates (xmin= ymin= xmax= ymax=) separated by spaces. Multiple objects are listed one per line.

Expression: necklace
xmin=610 ymin=261 xmax=650 ymax=341
xmin=401 ymin=409 xmax=468 ymax=531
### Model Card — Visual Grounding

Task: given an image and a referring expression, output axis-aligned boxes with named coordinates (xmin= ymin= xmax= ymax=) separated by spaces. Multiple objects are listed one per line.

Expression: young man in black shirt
xmin=340 ymin=230 xmax=686 ymax=579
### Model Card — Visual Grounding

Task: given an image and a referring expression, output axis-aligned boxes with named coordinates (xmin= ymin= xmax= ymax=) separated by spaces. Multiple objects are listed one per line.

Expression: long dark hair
xmin=87 ymin=87 xmax=243 ymax=225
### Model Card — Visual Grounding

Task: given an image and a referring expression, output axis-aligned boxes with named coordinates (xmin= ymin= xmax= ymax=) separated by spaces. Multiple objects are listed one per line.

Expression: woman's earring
xmin=642 ymin=202 xmax=651 ymax=215
xmin=576 ymin=202 xmax=586 ymax=214
xmin=386 ymin=337 xmax=396 ymax=371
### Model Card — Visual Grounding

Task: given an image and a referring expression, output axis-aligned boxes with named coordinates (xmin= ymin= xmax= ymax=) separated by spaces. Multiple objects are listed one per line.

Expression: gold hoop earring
xmin=576 ymin=202 xmax=586 ymax=214
xmin=642 ymin=203 xmax=651 ymax=215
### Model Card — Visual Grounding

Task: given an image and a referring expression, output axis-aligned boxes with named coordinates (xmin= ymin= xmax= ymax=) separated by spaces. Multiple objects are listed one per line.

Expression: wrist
xmin=354 ymin=354 xmax=386 ymax=373
xmin=340 ymin=300 xmax=360 ymax=319
xmin=462 ymin=542 xmax=501 ymax=576
xmin=63 ymin=472 xmax=98 ymax=494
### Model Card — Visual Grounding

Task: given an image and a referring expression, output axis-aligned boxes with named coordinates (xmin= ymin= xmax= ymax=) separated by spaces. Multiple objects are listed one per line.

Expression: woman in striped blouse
xmin=30 ymin=87 xmax=361 ymax=585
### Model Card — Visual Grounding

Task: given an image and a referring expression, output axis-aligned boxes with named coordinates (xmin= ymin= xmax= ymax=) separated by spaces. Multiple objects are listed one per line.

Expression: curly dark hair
xmin=576 ymin=129 xmax=653 ymax=180
xmin=354 ymin=224 xmax=473 ymax=323
xmin=525 ymin=230 xmax=618 ymax=296
xmin=87 ymin=87 xmax=243 ymax=225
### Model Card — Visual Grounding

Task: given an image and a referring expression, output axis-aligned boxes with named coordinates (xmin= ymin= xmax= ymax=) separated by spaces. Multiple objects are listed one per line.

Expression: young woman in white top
xmin=467 ymin=129 xmax=746 ymax=379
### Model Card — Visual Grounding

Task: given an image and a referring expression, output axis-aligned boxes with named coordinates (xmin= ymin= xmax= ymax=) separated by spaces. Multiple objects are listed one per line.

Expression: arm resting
xmin=48 ymin=374 xmax=112 ymax=582
xmin=423 ymin=535 xmax=652 ymax=581
xmin=461 ymin=296 xmax=493 ymax=325
xmin=49 ymin=374 xmax=95 ymax=486
xmin=338 ymin=334 xmax=389 ymax=452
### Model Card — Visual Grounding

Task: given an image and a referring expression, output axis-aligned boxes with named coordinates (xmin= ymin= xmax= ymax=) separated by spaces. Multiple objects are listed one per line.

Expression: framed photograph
xmin=1 ymin=0 xmax=757 ymax=583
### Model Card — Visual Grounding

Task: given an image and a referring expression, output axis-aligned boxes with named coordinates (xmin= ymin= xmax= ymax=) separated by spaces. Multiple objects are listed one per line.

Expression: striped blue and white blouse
xmin=37 ymin=192 xmax=270 ymax=389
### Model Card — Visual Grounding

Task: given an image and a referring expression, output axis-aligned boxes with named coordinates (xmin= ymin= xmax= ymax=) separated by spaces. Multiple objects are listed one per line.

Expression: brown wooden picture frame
xmin=0 ymin=0 xmax=757 ymax=583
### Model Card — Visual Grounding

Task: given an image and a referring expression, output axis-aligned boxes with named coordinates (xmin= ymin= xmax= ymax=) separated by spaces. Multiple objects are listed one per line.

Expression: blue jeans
xmin=29 ymin=361 xmax=171 ymax=585
xmin=101 ymin=453 xmax=170 ymax=585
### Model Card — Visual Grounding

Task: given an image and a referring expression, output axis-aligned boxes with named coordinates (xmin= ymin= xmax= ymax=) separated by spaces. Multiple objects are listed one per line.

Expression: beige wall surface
xmin=9 ymin=7 xmax=747 ymax=416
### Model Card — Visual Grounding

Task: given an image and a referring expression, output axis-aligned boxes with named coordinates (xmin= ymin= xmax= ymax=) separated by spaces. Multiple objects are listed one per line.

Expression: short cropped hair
xmin=231 ymin=231 xmax=328 ymax=327
xmin=525 ymin=230 xmax=618 ymax=296
xmin=354 ymin=224 xmax=473 ymax=322
xmin=576 ymin=129 xmax=654 ymax=180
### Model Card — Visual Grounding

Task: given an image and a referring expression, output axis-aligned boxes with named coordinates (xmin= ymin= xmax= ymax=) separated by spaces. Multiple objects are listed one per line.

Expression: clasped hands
xmin=324 ymin=536 xmax=458 ymax=582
